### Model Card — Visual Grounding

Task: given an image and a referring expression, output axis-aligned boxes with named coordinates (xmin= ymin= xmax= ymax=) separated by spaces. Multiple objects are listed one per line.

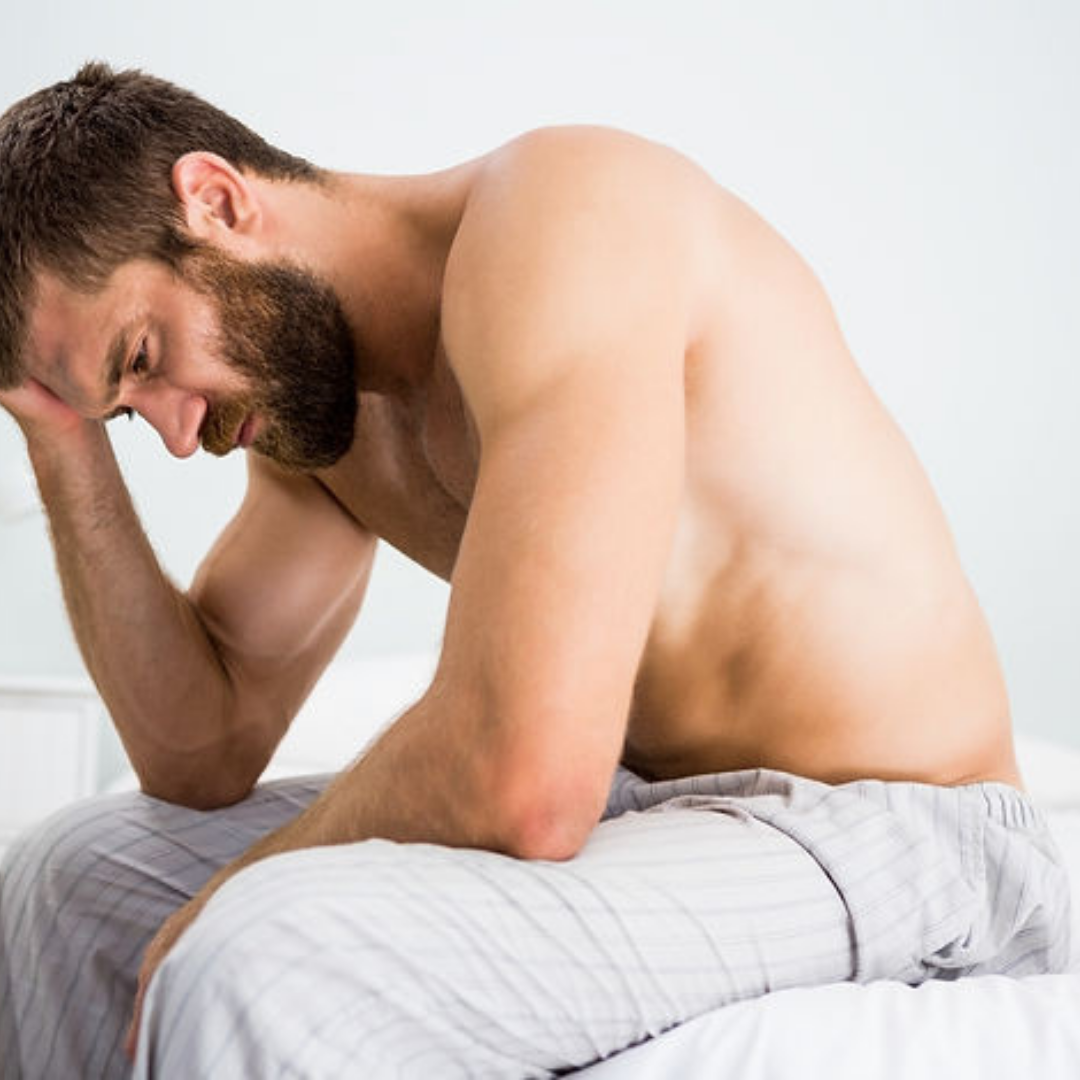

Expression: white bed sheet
xmin=575 ymin=970 xmax=1080 ymax=1079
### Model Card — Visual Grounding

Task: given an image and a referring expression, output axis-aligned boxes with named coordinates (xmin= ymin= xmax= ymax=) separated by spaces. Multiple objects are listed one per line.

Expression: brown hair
xmin=0 ymin=61 xmax=321 ymax=388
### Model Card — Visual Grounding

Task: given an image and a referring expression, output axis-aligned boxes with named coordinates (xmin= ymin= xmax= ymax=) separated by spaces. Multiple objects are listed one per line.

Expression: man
xmin=0 ymin=63 xmax=1069 ymax=1079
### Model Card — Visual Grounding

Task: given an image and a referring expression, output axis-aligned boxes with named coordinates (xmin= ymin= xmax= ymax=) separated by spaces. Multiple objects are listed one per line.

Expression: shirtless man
xmin=0 ymin=64 xmax=1068 ymax=1080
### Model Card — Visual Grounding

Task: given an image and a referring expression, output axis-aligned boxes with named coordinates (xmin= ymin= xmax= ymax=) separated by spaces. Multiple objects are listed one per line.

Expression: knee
xmin=1 ymin=793 xmax=151 ymax=923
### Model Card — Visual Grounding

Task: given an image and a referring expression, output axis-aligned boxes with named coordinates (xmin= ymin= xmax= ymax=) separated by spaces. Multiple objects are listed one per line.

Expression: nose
xmin=134 ymin=389 xmax=208 ymax=459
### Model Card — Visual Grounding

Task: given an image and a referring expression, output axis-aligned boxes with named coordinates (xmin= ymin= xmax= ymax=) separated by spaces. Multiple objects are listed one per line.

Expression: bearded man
xmin=0 ymin=63 xmax=1070 ymax=1080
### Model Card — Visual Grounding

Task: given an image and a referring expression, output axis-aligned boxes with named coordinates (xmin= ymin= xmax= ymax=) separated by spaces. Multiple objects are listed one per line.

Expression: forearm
xmin=242 ymin=700 xmax=502 ymax=860
xmin=198 ymin=693 xmax=579 ymax=904
xmin=28 ymin=426 xmax=239 ymax=795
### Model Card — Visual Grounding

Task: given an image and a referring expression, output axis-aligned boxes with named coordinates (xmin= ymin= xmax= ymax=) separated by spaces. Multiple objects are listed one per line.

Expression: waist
xmin=624 ymin=675 xmax=1019 ymax=788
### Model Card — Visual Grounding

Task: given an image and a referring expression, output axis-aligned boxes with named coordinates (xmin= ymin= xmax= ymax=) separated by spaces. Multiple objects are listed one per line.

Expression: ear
xmin=171 ymin=152 xmax=262 ymax=243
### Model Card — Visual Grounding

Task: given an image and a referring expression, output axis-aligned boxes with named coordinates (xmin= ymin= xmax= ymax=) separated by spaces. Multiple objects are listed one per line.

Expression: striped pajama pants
xmin=0 ymin=765 xmax=1071 ymax=1079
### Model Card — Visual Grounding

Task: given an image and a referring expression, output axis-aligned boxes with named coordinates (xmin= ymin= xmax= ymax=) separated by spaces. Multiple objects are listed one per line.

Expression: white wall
xmin=1 ymin=2 xmax=1077 ymax=753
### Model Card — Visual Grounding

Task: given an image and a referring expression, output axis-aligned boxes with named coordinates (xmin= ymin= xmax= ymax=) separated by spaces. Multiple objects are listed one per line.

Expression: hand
xmin=125 ymin=892 xmax=210 ymax=1060
xmin=0 ymin=377 xmax=95 ymax=441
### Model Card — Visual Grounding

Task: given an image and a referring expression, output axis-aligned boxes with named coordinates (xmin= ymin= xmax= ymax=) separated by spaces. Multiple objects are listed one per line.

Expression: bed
xmin=115 ymin=652 xmax=1080 ymax=1077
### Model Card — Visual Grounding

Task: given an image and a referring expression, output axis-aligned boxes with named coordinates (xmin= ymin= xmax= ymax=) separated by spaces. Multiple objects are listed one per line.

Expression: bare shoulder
xmin=450 ymin=125 xmax=717 ymax=261
xmin=478 ymin=124 xmax=711 ymax=190
xmin=442 ymin=127 xmax=716 ymax=422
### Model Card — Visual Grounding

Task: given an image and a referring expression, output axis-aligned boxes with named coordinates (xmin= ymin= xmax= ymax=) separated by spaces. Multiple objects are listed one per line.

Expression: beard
xmin=180 ymin=245 xmax=359 ymax=471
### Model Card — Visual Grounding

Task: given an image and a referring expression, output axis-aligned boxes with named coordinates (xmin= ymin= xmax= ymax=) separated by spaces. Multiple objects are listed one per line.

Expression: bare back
xmin=627 ymin=189 xmax=1017 ymax=786
xmin=316 ymin=129 xmax=1020 ymax=790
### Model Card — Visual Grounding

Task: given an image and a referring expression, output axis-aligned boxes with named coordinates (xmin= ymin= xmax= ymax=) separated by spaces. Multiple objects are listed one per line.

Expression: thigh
xmin=138 ymin=802 xmax=855 ymax=1078
xmin=0 ymin=774 xmax=330 ymax=1080
xmin=2 ymin=772 xmax=332 ymax=971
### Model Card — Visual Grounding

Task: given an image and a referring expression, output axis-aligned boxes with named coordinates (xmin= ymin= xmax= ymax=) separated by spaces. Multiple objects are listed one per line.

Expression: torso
xmin=317 ymin=134 xmax=1021 ymax=790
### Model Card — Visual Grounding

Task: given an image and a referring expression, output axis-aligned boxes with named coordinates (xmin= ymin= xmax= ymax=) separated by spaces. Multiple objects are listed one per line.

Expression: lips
xmin=236 ymin=414 xmax=258 ymax=449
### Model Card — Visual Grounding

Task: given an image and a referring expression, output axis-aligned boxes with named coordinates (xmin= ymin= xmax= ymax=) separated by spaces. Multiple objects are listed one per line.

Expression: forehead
xmin=28 ymin=262 xmax=161 ymax=353
xmin=25 ymin=261 xmax=178 ymax=404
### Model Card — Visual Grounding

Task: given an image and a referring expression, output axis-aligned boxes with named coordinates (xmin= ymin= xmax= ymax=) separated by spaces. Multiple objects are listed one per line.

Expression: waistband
xmin=969 ymin=781 xmax=1048 ymax=831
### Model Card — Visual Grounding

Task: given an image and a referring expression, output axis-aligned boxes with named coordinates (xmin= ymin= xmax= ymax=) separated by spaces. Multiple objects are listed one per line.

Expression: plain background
xmin=0 ymin=2 xmax=1077 ymax=777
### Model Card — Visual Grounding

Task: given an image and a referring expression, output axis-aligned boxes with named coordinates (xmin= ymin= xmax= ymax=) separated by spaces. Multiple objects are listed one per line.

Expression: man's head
xmin=0 ymin=62 xmax=359 ymax=470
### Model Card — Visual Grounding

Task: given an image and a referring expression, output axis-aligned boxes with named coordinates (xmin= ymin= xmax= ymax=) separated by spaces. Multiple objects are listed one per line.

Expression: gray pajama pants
xmin=0 ymin=765 xmax=1071 ymax=1079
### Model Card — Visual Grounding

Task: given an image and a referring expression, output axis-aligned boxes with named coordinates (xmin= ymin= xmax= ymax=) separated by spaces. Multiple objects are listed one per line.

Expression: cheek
xmin=190 ymin=339 xmax=260 ymax=401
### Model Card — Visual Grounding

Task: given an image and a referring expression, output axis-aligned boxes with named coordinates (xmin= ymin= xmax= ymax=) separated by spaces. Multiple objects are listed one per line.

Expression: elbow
xmin=133 ymin=739 xmax=267 ymax=810
xmin=137 ymin=770 xmax=258 ymax=810
xmin=416 ymin=684 xmax=617 ymax=858
xmin=493 ymin=767 xmax=609 ymax=862
xmin=131 ymin=700 xmax=281 ymax=809
xmin=504 ymin=811 xmax=593 ymax=862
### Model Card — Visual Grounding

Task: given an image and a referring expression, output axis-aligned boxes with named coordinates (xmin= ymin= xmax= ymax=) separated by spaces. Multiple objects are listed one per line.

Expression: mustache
xmin=199 ymin=397 xmax=250 ymax=457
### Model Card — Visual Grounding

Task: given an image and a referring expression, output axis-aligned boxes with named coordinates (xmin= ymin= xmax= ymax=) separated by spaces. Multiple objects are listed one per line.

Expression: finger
xmin=126 ymin=984 xmax=145 ymax=1060
xmin=0 ymin=376 xmax=87 ymax=434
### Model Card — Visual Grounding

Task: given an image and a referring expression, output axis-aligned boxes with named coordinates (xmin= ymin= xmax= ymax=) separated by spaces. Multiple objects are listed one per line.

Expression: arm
xmin=429 ymin=128 xmax=696 ymax=855
xmin=2 ymin=382 xmax=375 ymax=807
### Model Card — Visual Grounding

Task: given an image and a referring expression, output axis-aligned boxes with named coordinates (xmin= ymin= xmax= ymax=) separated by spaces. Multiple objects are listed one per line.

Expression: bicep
xmin=189 ymin=454 xmax=376 ymax=729
xmin=437 ymin=364 xmax=685 ymax=759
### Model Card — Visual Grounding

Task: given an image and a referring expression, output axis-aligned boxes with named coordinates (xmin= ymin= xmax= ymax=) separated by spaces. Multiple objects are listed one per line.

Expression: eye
xmin=132 ymin=340 xmax=150 ymax=378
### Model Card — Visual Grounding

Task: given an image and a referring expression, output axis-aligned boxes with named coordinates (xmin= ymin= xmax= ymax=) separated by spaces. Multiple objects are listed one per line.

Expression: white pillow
xmin=1016 ymin=734 xmax=1080 ymax=810
xmin=266 ymin=651 xmax=439 ymax=777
